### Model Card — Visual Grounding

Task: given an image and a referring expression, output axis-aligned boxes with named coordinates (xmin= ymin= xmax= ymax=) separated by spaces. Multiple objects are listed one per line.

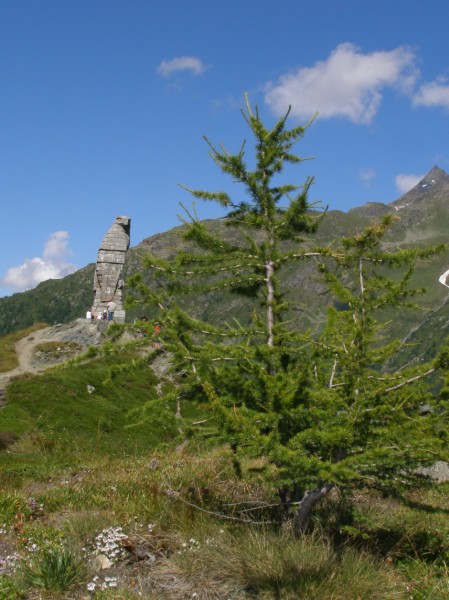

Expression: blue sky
xmin=2 ymin=0 xmax=449 ymax=298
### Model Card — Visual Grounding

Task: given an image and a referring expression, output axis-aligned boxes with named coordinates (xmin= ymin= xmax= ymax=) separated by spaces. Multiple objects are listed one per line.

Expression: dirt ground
xmin=0 ymin=319 xmax=108 ymax=394
xmin=0 ymin=326 xmax=52 ymax=392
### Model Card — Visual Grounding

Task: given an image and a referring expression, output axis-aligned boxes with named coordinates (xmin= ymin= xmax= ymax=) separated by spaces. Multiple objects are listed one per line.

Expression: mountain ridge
xmin=2 ymin=166 xmax=449 ymax=366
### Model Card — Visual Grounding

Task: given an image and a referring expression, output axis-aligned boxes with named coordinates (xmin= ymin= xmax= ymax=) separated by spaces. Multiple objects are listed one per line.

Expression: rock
xmin=417 ymin=461 xmax=449 ymax=482
xmin=418 ymin=403 xmax=434 ymax=415
xmin=92 ymin=554 xmax=113 ymax=571
xmin=149 ymin=352 xmax=172 ymax=378
xmin=39 ymin=319 xmax=107 ymax=348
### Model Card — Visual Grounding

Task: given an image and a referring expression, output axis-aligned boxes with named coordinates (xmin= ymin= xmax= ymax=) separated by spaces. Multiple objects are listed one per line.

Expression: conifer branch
xmin=384 ymin=368 xmax=435 ymax=392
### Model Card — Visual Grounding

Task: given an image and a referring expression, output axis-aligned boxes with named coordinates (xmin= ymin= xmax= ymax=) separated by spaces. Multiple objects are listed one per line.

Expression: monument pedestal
xmin=112 ymin=309 xmax=126 ymax=323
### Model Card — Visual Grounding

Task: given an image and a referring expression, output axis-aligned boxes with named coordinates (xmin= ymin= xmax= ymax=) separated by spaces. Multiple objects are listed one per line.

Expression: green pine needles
xmin=129 ymin=96 xmax=449 ymax=533
xmin=129 ymin=94 xmax=324 ymax=351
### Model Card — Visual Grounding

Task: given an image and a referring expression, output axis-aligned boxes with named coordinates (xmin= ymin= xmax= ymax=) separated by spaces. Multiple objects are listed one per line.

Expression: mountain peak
xmin=390 ymin=165 xmax=449 ymax=209
xmin=420 ymin=165 xmax=449 ymax=187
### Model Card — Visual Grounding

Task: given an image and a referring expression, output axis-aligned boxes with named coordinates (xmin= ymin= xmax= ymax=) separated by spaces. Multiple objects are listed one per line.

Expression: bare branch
xmin=329 ymin=359 xmax=338 ymax=388
xmin=384 ymin=368 xmax=435 ymax=393
xmin=164 ymin=483 xmax=279 ymax=525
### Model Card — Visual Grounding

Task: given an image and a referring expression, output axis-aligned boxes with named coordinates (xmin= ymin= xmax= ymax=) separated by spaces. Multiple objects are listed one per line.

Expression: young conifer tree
xmin=281 ymin=216 xmax=449 ymax=530
xmin=129 ymin=98 xmax=449 ymax=533
xmin=129 ymin=94 xmax=323 ymax=366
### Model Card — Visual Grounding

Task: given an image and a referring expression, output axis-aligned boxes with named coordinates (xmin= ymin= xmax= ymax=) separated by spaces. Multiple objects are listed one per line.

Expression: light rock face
xmin=417 ymin=461 xmax=449 ymax=483
xmin=92 ymin=216 xmax=131 ymax=322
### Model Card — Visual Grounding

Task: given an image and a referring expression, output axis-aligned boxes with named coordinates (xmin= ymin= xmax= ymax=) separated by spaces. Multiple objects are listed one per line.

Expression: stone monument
xmin=92 ymin=216 xmax=131 ymax=323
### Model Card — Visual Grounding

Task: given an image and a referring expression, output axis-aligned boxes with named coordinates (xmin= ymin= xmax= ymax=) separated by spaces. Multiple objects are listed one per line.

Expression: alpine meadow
xmin=3 ymin=97 xmax=449 ymax=598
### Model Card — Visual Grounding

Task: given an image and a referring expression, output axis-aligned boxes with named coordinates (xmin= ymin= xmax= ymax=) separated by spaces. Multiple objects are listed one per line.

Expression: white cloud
xmin=394 ymin=173 xmax=424 ymax=194
xmin=413 ymin=77 xmax=449 ymax=109
xmin=157 ymin=56 xmax=207 ymax=78
xmin=359 ymin=168 xmax=376 ymax=186
xmin=265 ymin=43 xmax=418 ymax=124
xmin=0 ymin=231 xmax=78 ymax=292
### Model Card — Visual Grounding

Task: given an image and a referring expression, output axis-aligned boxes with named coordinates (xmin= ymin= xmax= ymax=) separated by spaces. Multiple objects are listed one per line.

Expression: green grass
xmin=2 ymin=328 xmax=449 ymax=598
xmin=169 ymin=528 xmax=402 ymax=599
xmin=2 ymin=442 xmax=449 ymax=598
xmin=0 ymin=345 xmax=180 ymax=487
xmin=0 ymin=452 xmax=384 ymax=597
xmin=20 ymin=546 xmax=84 ymax=592
xmin=0 ymin=576 xmax=24 ymax=600
xmin=0 ymin=322 xmax=48 ymax=372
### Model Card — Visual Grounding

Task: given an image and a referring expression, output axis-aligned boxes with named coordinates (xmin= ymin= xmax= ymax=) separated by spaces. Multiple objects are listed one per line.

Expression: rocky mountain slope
xmin=2 ymin=166 xmax=449 ymax=364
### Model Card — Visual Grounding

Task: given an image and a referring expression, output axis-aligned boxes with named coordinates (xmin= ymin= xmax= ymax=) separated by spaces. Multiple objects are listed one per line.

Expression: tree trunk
xmin=265 ymin=259 xmax=275 ymax=348
xmin=292 ymin=483 xmax=333 ymax=534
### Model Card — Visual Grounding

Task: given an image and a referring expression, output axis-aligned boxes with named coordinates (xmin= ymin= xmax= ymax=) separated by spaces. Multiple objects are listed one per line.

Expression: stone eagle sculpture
xmin=92 ymin=216 xmax=131 ymax=322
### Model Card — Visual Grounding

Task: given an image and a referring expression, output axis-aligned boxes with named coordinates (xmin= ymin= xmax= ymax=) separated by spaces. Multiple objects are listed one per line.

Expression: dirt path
xmin=0 ymin=326 xmax=53 ymax=392
xmin=0 ymin=319 xmax=112 ymax=398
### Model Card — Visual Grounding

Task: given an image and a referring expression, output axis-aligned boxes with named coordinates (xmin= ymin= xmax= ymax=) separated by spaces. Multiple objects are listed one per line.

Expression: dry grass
xmin=1 ymin=448 xmax=449 ymax=598
xmin=159 ymin=528 xmax=403 ymax=599
xmin=32 ymin=341 xmax=82 ymax=362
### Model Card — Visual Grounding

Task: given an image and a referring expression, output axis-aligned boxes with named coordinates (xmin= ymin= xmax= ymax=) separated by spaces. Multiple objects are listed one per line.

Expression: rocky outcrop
xmin=92 ymin=216 xmax=131 ymax=322
xmin=417 ymin=461 xmax=449 ymax=483
xmin=0 ymin=319 xmax=109 ymax=392
xmin=39 ymin=319 xmax=108 ymax=348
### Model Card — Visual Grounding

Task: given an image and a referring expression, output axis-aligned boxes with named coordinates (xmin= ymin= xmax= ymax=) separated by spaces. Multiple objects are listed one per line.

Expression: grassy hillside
xmin=1 ymin=326 xmax=449 ymax=598
xmin=1 ymin=225 xmax=448 ymax=370
xmin=1 ymin=347 xmax=177 ymax=469
xmin=0 ymin=265 xmax=95 ymax=336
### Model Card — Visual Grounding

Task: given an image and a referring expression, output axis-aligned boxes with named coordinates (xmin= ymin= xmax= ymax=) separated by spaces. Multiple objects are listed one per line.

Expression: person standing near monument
xmin=107 ymin=300 xmax=117 ymax=321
